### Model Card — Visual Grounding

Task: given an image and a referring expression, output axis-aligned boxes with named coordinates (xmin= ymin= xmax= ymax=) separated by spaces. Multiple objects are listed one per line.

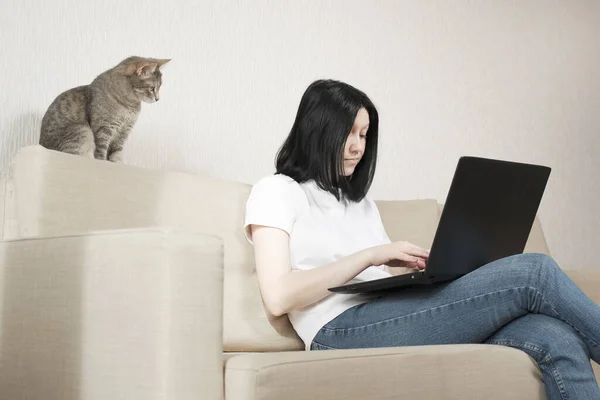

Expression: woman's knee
xmin=514 ymin=253 xmax=558 ymax=269
xmin=487 ymin=314 xmax=588 ymax=362
xmin=486 ymin=253 xmax=558 ymax=276
xmin=508 ymin=253 xmax=561 ymax=283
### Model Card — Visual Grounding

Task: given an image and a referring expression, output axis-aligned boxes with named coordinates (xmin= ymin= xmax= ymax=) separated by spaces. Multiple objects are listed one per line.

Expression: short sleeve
xmin=244 ymin=175 xmax=301 ymax=244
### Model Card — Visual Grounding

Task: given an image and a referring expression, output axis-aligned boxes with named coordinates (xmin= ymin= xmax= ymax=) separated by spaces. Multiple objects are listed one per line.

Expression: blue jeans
xmin=311 ymin=254 xmax=600 ymax=400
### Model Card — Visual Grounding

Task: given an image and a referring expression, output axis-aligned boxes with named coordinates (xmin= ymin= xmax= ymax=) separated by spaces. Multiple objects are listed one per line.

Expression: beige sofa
xmin=0 ymin=145 xmax=598 ymax=399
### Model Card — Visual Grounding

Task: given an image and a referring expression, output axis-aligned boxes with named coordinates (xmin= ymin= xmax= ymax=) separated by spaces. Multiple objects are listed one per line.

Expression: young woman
xmin=244 ymin=79 xmax=600 ymax=399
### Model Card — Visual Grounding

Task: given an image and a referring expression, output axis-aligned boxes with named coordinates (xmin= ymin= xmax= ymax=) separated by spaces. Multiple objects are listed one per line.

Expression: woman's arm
xmin=251 ymin=225 xmax=428 ymax=316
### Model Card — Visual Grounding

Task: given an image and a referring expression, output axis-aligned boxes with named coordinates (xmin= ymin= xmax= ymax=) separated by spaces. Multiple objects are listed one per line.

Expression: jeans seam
xmin=534 ymin=287 xmax=600 ymax=351
xmin=322 ymin=287 xmax=531 ymax=333
xmin=487 ymin=339 xmax=569 ymax=400
xmin=533 ymin=256 xmax=600 ymax=351
xmin=311 ymin=340 xmax=338 ymax=351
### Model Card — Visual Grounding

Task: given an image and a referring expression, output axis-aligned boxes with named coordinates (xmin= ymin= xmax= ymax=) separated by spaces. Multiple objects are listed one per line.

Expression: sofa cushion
xmin=11 ymin=146 xmax=303 ymax=352
xmin=524 ymin=217 xmax=550 ymax=255
xmin=224 ymin=344 xmax=544 ymax=400
xmin=375 ymin=199 xmax=441 ymax=248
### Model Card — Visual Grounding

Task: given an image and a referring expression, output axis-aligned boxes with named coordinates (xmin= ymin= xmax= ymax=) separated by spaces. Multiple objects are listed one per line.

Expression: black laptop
xmin=328 ymin=156 xmax=551 ymax=294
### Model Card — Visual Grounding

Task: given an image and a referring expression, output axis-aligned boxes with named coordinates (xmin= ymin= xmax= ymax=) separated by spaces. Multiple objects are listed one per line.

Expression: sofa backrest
xmin=0 ymin=176 xmax=20 ymax=240
xmin=12 ymin=146 xmax=303 ymax=351
xmin=0 ymin=177 xmax=5 ymax=239
xmin=9 ymin=145 xmax=550 ymax=352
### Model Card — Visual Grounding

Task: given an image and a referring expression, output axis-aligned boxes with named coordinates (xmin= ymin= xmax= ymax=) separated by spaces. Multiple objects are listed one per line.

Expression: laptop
xmin=328 ymin=156 xmax=551 ymax=295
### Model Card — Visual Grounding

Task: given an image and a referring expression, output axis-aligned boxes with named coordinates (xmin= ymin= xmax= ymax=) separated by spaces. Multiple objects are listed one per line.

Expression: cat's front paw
xmin=108 ymin=151 xmax=123 ymax=163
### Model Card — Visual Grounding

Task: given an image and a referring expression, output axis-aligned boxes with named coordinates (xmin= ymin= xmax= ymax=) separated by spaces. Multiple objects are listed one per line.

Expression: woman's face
xmin=342 ymin=107 xmax=369 ymax=176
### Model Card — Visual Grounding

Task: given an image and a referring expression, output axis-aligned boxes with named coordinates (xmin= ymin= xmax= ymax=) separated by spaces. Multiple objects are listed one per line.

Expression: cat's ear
xmin=134 ymin=62 xmax=157 ymax=78
xmin=156 ymin=59 xmax=171 ymax=70
xmin=123 ymin=61 xmax=154 ymax=77
xmin=122 ymin=58 xmax=169 ymax=76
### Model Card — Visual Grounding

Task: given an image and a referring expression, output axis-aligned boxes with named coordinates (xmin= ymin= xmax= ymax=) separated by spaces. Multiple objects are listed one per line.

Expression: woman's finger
xmin=395 ymin=252 xmax=420 ymax=263
xmin=414 ymin=259 xmax=427 ymax=270
xmin=396 ymin=241 xmax=429 ymax=258
xmin=406 ymin=258 xmax=426 ymax=269
xmin=405 ymin=246 xmax=430 ymax=259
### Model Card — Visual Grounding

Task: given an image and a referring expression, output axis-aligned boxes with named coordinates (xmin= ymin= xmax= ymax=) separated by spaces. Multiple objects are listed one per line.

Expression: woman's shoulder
xmin=251 ymin=174 xmax=305 ymax=198
xmin=254 ymin=173 xmax=296 ymax=186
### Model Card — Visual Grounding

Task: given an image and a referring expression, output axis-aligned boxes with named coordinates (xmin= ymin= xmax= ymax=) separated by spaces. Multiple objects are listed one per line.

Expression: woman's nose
xmin=349 ymin=137 xmax=362 ymax=153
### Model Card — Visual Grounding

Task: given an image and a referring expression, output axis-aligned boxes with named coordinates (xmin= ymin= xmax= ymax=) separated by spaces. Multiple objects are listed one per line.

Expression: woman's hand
xmin=369 ymin=241 xmax=429 ymax=270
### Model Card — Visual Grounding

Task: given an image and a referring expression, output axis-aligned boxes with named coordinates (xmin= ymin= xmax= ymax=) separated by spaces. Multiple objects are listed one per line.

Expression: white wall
xmin=1 ymin=0 xmax=598 ymax=269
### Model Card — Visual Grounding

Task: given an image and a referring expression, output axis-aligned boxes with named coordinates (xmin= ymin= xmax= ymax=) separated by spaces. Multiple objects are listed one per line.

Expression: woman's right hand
xmin=369 ymin=241 xmax=430 ymax=270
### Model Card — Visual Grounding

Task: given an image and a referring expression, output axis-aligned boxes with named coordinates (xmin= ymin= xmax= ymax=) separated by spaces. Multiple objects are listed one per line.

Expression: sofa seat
xmin=224 ymin=344 xmax=544 ymax=400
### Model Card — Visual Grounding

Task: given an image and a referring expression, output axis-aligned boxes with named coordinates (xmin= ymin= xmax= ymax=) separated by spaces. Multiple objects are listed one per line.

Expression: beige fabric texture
xmin=3 ymin=178 xmax=19 ymax=240
xmin=0 ymin=178 xmax=5 ymax=239
xmin=6 ymin=145 xmax=559 ymax=354
xmin=376 ymin=199 xmax=441 ymax=250
xmin=224 ymin=270 xmax=600 ymax=399
xmin=5 ymin=145 xmax=600 ymax=399
xmin=0 ymin=177 xmax=18 ymax=240
xmin=0 ymin=228 xmax=223 ymax=400
xmin=224 ymin=344 xmax=545 ymax=400
xmin=11 ymin=146 xmax=303 ymax=352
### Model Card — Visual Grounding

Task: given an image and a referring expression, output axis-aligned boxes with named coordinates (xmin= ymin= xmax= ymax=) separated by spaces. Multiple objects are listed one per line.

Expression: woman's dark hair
xmin=275 ymin=79 xmax=379 ymax=202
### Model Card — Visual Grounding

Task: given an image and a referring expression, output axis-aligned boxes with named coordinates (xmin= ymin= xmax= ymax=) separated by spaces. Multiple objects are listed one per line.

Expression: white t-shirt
xmin=244 ymin=174 xmax=392 ymax=349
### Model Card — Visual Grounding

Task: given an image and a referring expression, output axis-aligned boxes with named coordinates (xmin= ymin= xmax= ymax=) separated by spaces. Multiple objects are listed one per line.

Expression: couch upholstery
xmin=0 ymin=228 xmax=223 ymax=400
xmin=1 ymin=145 xmax=598 ymax=399
xmin=225 ymin=345 xmax=545 ymax=400
xmin=8 ymin=145 xmax=302 ymax=352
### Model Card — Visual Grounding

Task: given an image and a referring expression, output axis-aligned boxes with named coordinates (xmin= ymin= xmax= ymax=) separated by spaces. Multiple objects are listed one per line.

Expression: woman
xmin=244 ymin=79 xmax=600 ymax=399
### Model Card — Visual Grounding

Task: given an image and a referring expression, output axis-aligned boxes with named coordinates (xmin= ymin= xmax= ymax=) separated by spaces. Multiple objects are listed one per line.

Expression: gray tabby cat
xmin=39 ymin=56 xmax=170 ymax=162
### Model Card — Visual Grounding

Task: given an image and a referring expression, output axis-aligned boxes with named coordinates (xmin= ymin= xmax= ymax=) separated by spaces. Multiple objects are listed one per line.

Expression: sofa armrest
xmin=0 ymin=228 xmax=223 ymax=400
xmin=564 ymin=269 xmax=600 ymax=304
